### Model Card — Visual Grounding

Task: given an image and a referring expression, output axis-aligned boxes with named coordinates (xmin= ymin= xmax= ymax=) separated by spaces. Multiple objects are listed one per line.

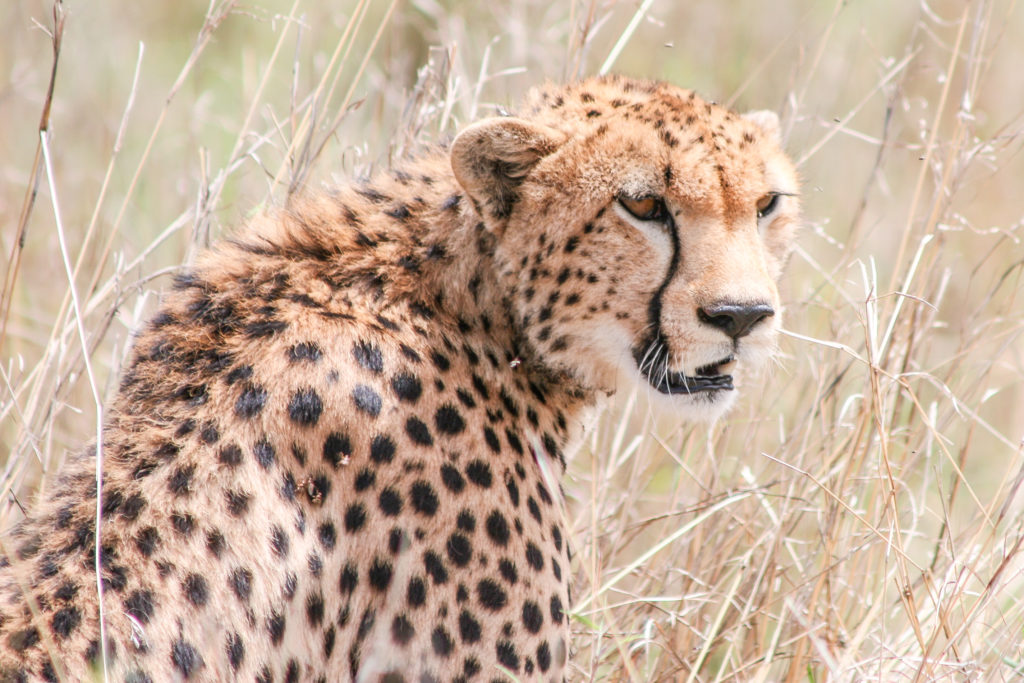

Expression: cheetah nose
xmin=697 ymin=302 xmax=775 ymax=340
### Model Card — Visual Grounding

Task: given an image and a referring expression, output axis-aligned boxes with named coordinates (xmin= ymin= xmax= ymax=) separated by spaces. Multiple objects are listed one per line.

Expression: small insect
xmin=510 ymin=358 xmax=522 ymax=369
xmin=298 ymin=476 xmax=324 ymax=505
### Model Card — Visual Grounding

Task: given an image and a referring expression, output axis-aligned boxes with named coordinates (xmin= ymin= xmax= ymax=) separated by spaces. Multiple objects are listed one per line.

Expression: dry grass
xmin=2 ymin=0 xmax=1023 ymax=680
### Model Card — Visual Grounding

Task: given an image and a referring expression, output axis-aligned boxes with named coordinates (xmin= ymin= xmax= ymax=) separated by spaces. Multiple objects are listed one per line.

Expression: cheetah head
xmin=451 ymin=76 xmax=800 ymax=420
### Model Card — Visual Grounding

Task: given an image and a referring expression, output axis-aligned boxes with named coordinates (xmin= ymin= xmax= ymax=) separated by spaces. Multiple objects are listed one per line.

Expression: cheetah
xmin=0 ymin=75 xmax=799 ymax=682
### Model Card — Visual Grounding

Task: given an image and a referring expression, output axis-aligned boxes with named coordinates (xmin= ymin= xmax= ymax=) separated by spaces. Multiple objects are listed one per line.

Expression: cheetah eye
xmin=618 ymin=195 xmax=668 ymax=223
xmin=756 ymin=193 xmax=782 ymax=219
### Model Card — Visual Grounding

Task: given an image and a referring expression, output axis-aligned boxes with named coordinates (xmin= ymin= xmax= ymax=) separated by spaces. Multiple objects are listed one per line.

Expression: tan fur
xmin=0 ymin=75 xmax=798 ymax=682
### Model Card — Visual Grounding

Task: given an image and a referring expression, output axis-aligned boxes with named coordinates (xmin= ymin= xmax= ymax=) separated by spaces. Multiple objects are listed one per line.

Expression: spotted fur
xmin=0 ymin=75 xmax=799 ymax=682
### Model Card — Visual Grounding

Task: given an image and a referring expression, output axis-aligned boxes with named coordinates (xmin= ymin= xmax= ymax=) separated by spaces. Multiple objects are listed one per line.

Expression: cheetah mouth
xmin=634 ymin=347 xmax=736 ymax=395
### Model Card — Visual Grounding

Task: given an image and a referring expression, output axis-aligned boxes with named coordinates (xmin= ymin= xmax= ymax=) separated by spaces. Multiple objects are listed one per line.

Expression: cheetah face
xmin=452 ymin=80 xmax=800 ymax=420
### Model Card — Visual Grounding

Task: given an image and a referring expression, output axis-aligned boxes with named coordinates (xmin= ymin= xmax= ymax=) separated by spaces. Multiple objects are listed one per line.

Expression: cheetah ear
xmin=742 ymin=110 xmax=781 ymax=142
xmin=451 ymin=118 xmax=567 ymax=222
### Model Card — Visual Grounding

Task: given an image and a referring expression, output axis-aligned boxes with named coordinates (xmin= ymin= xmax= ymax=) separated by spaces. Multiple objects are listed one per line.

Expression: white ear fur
xmin=742 ymin=110 xmax=781 ymax=142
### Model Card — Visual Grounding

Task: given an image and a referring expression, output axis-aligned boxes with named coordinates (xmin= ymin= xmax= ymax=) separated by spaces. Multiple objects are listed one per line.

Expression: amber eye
xmin=619 ymin=195 xmax=668 ymax=222
xmin=756 ymin=193 xmax=781 ymax=219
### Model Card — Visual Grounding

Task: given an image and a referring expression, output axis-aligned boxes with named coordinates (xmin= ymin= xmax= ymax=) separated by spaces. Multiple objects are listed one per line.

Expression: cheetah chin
xmin=0 ymin=74 xmax=798 ymax=683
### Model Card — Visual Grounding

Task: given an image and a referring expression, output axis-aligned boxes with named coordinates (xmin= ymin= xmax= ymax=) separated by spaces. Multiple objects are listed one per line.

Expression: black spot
xmin=434 ymin=404 xmax=465 ymax=435
xmin=225 ymin=364 xmax=253 ymax=385
xmin=219 ymin=443 xmax=243 ymax=467
xmin=183 ymin=573 xmax=209 ymax=607
xmin=391 ymin=615 xmax=415 ymax=645
xmin=424 ymin=551 xmax=448 ymax=585
xmin=483 ymin=426 xmax=501 ymax=453
xmin=496 ymin=640 xmax=520 ymax=670
xmin=222 ymin=632 xmax=244 ymax=671
xmin=169 ymin=511 xmax=193 ymax=540
xmin=55 ymin=581 xmax=78 ymax=602
xmin=353 ymin=341 xmax=384 ymax=373
xmin=308 ymin=552 xmax=323 ymax=576
xmin=354 ymin=468 xmax=376 ymax=491
xmin=285 ymin=572 xmax=299 ymax=601
xmin=253 ymin=438 xmax=275 ymax=469
xmin=134 ymin=526 xmax=160 ymax=557
xmin=440 ymin=464 xmax=465 ymax=493
xmin=379 ymin=487 xmax=403 ymax=516
xmin=51 ymin=606 xmax=81 ymax=638
xmin=486 ymin=510 xmax=510 ymax=546
xmin=339 ymin=563 xmax=359 ymax=594
xmin=432 ymin=626 xmax=454 ymax=657
xmin=537 ymin=641 xmax=551 ymax=672
xmin=120 ymin=493 xmax=146 ymax=521
xmin=465 ymin=460 xmax=492 ymax=487
xmin=206 ymin=529 xmax=225 ymax=557
xmin=539 ymin=483 xmax=554 ymax=506
xmin=526 ymin=542 xmax=544 ymax=571
xmin=457 ymin=510 xmax=476 ymax=532
xmin=271 ymin=525 xmax=289 ymax=558
xmin=226 ymin=490 xmax=250 ymax=516
xmin=229 ymin=567 xmax=252 ymax=602
xmin=323 ymin=625 xmax=336 ymax=658
xmin=430 ymin=351 xmax=450 ymax=371
xmin=399 ymin=344 xmax=421 ymax=362
xmin=410 ymin=481 xmax=439 ymax=516
xmin=288 ymin=342 xmax=322 ymax=363
xmin=550 ymin=594 xmax=564 ymax=622
xmin=522 ymin=601 xmax=543 ymax=633
xmin=471 ymin=373 xmax=490 ymax=400
xmin=168 ymin=464 xmax=194 ymax=496
xmin=171 ymin=638 xmax=202 ymax=677
xmin=344 ymin=503 xmax=367 ymax=533
xmin=505 ymin=474 xmax=520 ymax=507
xmin=388 ymin=528 xmax=409 ymax=555
xmin=352 ymin=384 xmax=382 ymax=416
xmin=371 ymin=434 xmax=396 ymax=463
xmin=391 ymin=373 xmax=422 ymax=402
xmin=498 ymin=559 xmax=517 ymax=585
xmin=455 ymin=388 xmax=476 ymax=408
xmin=458 ymin=610 xmax=481 ymax=643
xmin=123 ymin=590 xmax=154 ymax=624
xmin=323 ymin=432 xmax=352 ymax=468
xmin=368 ymin=557 xmax=393 ymax=591
xmin=268 ymin=611 xmax=286 ymax=645
xmin=446 ymin=533 xmax=472 ymax=567
xmin=235 ymin=383 xmax=267 ymax=418
xmin=405 ymin=417 xmax=433 ymax=446
xmin=477 ymin=578 xmax=507 ymax=611
xmin=199 ymin=422 xmax=219 ymax=444
xmin=505 ymin=428 xmax=524 ymax=455
xmin=288 ymin=388 xmax=323 ymax=426
xmin=527 ymin=497 xmax=542 ymax=524
xmin=407 ymin=577 xmax=426 ymax=608
xmin=318 ymin=522 xmax=337 ymax=551
xmin=306 ymin=592 xmax=325 ymax=626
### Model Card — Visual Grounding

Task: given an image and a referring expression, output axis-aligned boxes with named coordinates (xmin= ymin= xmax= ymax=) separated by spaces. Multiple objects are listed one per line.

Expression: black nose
xmin=698 ymin=302 xmax=775 ymax=340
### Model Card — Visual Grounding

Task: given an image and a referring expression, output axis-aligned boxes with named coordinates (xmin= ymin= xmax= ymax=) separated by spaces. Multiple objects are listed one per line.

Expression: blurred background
xmin=2 ymin=1 xmax=1022 ymax=679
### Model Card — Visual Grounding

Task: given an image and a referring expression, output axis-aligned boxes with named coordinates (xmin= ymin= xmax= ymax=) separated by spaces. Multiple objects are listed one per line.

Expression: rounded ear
xmin=742 ymin=109 xmax=781 ymax=142
xmin=451 ymin=118 xmax=567 ymax=221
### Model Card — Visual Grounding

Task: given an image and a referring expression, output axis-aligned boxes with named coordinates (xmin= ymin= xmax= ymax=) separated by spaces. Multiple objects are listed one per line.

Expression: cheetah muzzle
xmin=0 ymin=75 xmax=799 ymax=682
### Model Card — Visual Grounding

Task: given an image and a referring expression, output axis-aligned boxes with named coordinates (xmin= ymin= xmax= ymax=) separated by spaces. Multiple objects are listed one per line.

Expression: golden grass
xmin=2 ymin=0 xmax=1023 ymax=680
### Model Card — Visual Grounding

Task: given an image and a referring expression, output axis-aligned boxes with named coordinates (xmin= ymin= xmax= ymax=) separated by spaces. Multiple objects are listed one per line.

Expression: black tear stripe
xmin=633 ymin=211 xmax=681 ymax=375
